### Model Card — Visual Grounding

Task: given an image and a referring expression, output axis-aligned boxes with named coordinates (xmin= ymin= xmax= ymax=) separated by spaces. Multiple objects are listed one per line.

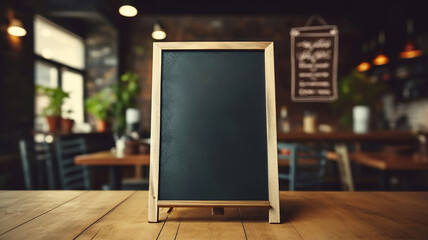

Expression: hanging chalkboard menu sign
xmin=290 ymin=24 xmax=339 ymax=102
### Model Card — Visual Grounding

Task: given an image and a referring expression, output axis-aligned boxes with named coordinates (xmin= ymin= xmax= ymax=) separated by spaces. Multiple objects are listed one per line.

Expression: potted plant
xmin=61 ymin=109 xmax=74 ymax=134
xmin=35 ymin=85 xmax=69 ymax=132
xmin=85 ymin=88 xmax=115 ymax=132
xmin=330 ymin=70 xmax=388 ymax=130
xmin=113 ymin=72 xmax=139 ymax=134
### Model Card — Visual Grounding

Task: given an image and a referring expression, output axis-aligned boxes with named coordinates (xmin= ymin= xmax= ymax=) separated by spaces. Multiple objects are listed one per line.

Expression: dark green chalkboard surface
xmin=159 ymin=50 xmax=269 ymax=200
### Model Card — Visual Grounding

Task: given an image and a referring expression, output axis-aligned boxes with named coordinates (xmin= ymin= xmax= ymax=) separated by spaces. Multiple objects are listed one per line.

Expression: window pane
xmin=62 ymin=70 xmax=84 ymax=123
xmin=34 ymin=61 xmax=58 ymax=131
xmin=34 ymin=15 xmax=85 ymax=70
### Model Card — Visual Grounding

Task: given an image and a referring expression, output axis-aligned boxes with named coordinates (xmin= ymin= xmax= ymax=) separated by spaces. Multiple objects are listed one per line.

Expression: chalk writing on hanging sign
xmin=290 ymin=26 xmax=339 ymax=102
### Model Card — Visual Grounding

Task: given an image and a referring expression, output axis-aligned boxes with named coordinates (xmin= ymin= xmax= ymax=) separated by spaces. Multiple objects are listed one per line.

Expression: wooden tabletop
xmin=350 ymin=152 xmax=428 ymax=170
xmin=277 ymin=131 xmax=421 ymax=142
xmin=1 ymin=191 xmax=427 ymax=239
xmin=75 ymin=151 xmax=150 ymax=165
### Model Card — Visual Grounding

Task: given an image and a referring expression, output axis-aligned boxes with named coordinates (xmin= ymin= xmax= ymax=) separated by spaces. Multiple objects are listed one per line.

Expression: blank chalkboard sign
xmin=148 ymin=42 xmax=280 ymax=223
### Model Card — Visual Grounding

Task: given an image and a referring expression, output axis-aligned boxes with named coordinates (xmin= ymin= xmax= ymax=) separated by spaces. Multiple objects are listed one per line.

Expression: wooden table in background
xmin=75 ymin=151 xmax=150 ymax=190
xmin=1 ymin=191 xmax=427 ymax=239
xmin=350 ymin=153 xmax=428 ymax=190
xmin=277 ymin=131 xmax=421 ymax=143
xmin=278 ymin=131 xmax=424 ymax=191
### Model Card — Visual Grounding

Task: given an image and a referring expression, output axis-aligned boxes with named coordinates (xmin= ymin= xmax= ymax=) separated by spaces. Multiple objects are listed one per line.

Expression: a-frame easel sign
xmin=148 ymin=42 xmax=280 ymax=223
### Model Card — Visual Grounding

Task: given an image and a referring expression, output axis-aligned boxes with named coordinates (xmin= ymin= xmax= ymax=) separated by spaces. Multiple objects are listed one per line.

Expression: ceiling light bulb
xmin=373 ymin=54 xmax=389 ymax=66
xmin=152 ymin=23 xmax=166 ymax=40
xmin=356 ymin=62 xmax=371 ymax=72
xmin=119 ymin=5 xmax=138 ymax=17
xmin=399 ymin=39 xmax=422 ymax=59
xmin=7 ymin=19 xmax=26 ymax=37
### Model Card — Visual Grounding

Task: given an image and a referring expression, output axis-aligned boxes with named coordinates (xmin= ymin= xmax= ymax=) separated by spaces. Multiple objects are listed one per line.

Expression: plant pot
xmin=46 ymin=116 xmax=61 ymax=132
xmin=96 ymin=119 xmax=107 ymax=132
xmin=61 ymin=118 xmax=75 ymax=134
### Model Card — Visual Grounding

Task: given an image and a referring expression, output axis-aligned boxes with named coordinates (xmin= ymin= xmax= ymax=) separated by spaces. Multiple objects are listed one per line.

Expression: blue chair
xmin=19 ymin=139 xmax=57 ymax=190
xmin=278 ymin=143 xmax=327 ymax=191
xmin=55 ymin=138 xmax=91 ymax=190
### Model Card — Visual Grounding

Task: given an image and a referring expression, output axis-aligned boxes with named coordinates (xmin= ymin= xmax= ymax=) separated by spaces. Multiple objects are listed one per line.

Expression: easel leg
xmin=148 ymin=186 xmax=159 ymax=222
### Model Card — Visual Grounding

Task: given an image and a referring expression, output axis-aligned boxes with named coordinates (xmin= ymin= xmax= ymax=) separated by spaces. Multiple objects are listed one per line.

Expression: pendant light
xmin=372 ymin=31 xmax=389 ymax=66
xmin=7 ymin=18 xmax=26 ymax=37
xmin=152 ymin=23 xmax=166 ymax=40
xmin=119 ymin=1 xmax=138 ymax=17
xmin=399 ymin=19 xmax=422 ymax=59
xmin=356 ymin=42 xmax=371 ymax=72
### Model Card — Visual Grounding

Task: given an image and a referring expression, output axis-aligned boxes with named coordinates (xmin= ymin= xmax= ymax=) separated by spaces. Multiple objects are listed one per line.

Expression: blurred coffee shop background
xmin=0 ymin=0 xmax=428 ymax=191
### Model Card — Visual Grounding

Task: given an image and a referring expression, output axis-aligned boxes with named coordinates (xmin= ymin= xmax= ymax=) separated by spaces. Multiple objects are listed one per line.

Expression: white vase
xmin=353 ymin=105 xmax=370 ymax=133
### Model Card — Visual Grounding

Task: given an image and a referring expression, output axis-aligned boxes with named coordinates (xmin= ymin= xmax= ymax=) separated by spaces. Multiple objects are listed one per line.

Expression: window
xmin=34 ymin=61 xmax=58 ymax=131
xmin=62 ymin=70 xmax=84 ymax=123
xmin=34 ymin=15 xmax=85 ymax=131
xmin=34 ymin=16 xmax=85 ymax=70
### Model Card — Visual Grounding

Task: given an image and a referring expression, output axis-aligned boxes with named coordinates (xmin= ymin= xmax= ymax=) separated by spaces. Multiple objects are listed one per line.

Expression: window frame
xmin=33 ymin=15 xmax=87 ymax=124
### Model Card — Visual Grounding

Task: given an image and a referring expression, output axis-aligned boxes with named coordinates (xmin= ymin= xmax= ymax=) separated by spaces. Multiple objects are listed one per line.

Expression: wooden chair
xmin=19 ymin=139 xmax=56 ymax=190
xmin=278 ymin=143 xmax=327 ymax=191
xmin=55 ymin=138 xmax=91 ymax=190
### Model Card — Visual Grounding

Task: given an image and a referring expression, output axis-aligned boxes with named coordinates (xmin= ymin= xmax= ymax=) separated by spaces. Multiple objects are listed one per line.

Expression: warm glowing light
xmin=399 ymin=39 xmax=422 ymax=59
xmin=373 ymin=54 xmax=389 ymax=66
xmin=152 ymin=23 xmax=166 ymax=40
xmin=400 ymin=50 xmax=422 ymax=59
xmin=45 ymin=135 xmax=54 ymax=143
xmin=152 ymin=30 xmax=166 ymax=40
xmin=7 ymin=19 xmax=26 ymax=37
xmin=119 ymin=5 xmax=138 ymax=17
xmin=356 ymin=62 xmax=371 ymax=72
xmin=42 ymin=48 xmax=53 ymax=59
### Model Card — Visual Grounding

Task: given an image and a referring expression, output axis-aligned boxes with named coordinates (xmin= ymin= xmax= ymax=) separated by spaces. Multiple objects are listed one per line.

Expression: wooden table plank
xmin=75 ymin=192 xmax=169 ymax=240
xmin=350 ymin=153 xmax=428 ymax=170
xmin=280 ymin=192 xmax=428 ymax=240
xmin=325 ymin=192 xmax=428 ymax=239
xmin=285 ymin=192 xmax=394 ymax=239
xmin=159 ymin=207 xmax=246 ymax=240
xmin=0 ymin=191 xmax=85 ymax=235
xmin=75 ymin=151 xmax=150 ymax=165
xmin=277 ymin=131 xmax=421 ymax=143
xmin=1 ymin=191 xmax=428 ymax=240
xmin=0 ymin=191 xmax=134 ymax=240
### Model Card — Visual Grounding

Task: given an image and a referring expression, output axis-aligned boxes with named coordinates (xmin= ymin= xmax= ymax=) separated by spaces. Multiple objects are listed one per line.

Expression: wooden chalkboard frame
xmin=148 ymin=42 xmax=280 ymax=223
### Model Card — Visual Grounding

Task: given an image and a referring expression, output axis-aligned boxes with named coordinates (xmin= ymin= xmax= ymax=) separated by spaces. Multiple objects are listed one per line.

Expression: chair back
xmin=19 ymin=139 xmax=56 ymax=190
xmin=278 ymin=143 xmax=327 ymax=190
xmin=55 ymin=138 xmax=90 ymax=190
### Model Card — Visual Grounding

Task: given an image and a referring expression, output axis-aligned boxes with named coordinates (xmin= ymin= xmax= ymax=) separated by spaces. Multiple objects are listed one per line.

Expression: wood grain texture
xmin=159 ymin=207 xmax=247 ymax=240
xmin=148 ymin=42 xmax=162 ymax=223
xmin=74 ymin=151 xmax=150 ymax=165
xmin=265 ymin=42 xmax=280 ymax=223
xmin=0 ymin=191 xmax=84 ymax=235
xmin=0 ymin=191 xmax=133 ymax=239
xmin=75 ymin=192 xmax=169 ymax=240
xmin=1 ymin=191 xmax=428 ymax=239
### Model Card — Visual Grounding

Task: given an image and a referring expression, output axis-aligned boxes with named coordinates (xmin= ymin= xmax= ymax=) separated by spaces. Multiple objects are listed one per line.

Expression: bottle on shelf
xmin=278 ymin=106 xmax=290 ymax=133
